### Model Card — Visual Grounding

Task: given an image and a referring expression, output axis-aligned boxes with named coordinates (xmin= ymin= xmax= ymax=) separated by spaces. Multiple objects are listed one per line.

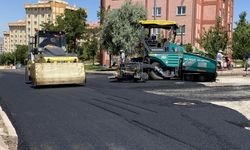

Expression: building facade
xmin=24 ymin=0 xmax=77 ymax=44
xmin=3 ymin=32 xmax=10 ymax=52
xmin=8 ymin=20 xmax=27 ymax=52
xmin=0 ymin=40 xmax=3 ymax=53
xmin=100 ymin=0 xmax=234 ymax=65
xmin=2 ymin=0 xmax=77 ymax=52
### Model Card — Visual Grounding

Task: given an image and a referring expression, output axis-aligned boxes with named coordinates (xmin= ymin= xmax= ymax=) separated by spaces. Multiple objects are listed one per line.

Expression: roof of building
xmin=87 ymin=22 xmax=100 ymax=29
xmin=8 ymin=20 xmax=26 ymax=27
xmin=38 ymin=0 xmax=68 ymax=4
xmin=25 ymin=0 xmax=77 ymax=10
xmin=3 ymin=31 xmax=10 ymax=35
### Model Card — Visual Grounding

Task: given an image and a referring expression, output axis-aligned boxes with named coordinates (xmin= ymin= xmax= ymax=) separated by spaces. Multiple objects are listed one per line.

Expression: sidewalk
xmin=86 ymin=70 xmax=116 ymax=75
xmin=217 ymin=68 xmax=249 ymax=76
xmin=0 ymin=107 xmax=18 ymax=150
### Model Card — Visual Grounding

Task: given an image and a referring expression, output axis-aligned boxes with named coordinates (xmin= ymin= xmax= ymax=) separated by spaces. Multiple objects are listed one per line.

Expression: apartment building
xmin=8 ymin=20 xmax=27 ymax=52
xmin=0 ymin=39 xmax=3 ymax=53
xmin=1 ymin=0 xmax=78 ymax=52
xmin=100 ymin=0 xmax=234 ymax=66
xmin=3 ymin=32 xmax=10 ymax=52
xmin=24 ymin=0 xmax=77 ymax=44
xmin=0 ymin=44 xmax=3 ymax=53
xmin=87 ymin=22 xmax=100 ymax=29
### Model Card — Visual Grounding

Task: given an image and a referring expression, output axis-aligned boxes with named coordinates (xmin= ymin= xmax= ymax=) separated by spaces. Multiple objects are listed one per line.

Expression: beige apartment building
xmin=100 ymin=0 xmax=234 ymax=66
xmin=9 ymin=20 xmax=27 ymax=52
xmin=3 ymin=20 xmax=27 ymax=52
xmin=3 ymin=32 xmax=10 ymax=52
xmin=24 ymin=0 xmax=77 ymax=44
xmin=2 ymin=0 xmax=77 ymax=52
xmin=0 ymin=42 xmax=3 ymax=53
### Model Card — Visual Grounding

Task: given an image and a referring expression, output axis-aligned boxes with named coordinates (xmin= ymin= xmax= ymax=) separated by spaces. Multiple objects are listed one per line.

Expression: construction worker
xmin=216 ymin=50 xmax=224 ymax=69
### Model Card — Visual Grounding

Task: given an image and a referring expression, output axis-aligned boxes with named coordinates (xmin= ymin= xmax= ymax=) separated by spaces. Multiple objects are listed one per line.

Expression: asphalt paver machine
xmin=111 ymin=20 xmax=217 ymax=82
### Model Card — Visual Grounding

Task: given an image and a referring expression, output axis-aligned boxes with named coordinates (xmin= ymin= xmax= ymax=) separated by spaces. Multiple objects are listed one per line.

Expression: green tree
xmin=84 ymin=27 xmax=99 ymax=64
xmin=40 ymin=21 xmax=57 ymax=31
xmin=14 ymin=45 xmax=28 ymax=64
xmin=84 ymin=38 xmax=99 ymax=65
xmin=0 ymin=52 xmax=15 ymax=65
xmin=97 ymin=6 xmax=110 ymax=24
xmin=100 ymin=0 xmax=146 ymax=66
xmin=184 ymin=43 xmax=193 ymax=53
xmin=41 ymin=8 xmax=87 ymax=52
xmin=198 ymin=17 xmax=228 ymax=59
xmin=0 ymin=53 xmax=7 ymax=65
xmin=232 ymin=12 xmax=250 ymax=60
xmin=62 ymin=9 xmax=87 ymax=52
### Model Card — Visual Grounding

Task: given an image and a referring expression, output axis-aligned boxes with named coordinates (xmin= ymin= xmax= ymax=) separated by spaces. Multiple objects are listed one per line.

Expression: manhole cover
xmin=173 ymin=102 xmax=196 ymax=106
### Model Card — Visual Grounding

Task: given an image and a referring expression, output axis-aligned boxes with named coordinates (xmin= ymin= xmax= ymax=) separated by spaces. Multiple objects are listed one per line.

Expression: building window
xmin=152 ymin=7 xmax=162 ymax=17
xmin=177 ymin=6 xmax=186 ymax=15
xmin=176 ymin=25 xmax=186 ymax=35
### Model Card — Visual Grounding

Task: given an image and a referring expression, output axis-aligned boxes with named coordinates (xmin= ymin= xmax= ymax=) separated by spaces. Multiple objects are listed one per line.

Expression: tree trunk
xmin=73 ymin=39 xmax=77 ymax=53
xmin=109 ymin=54 xmax=112 ymax=68
xmin=92 ymin=56 xmax=95 ymax=65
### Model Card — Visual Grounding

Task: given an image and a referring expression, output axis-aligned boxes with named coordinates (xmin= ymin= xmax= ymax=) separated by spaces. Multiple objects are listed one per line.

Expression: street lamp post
xmin=154 ymin=0 xmax=156 ymax=20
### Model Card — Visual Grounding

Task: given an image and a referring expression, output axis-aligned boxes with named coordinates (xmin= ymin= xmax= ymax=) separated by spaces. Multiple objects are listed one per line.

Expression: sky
xmin=0 ymin=0 xmax=100 ymax=36
xmin=0 ymin=0 xmax=250 ymax=37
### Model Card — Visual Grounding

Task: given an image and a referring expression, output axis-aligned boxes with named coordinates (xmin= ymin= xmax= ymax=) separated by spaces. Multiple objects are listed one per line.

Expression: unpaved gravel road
xmin=146 ymin=76 xmax=250 ymax=125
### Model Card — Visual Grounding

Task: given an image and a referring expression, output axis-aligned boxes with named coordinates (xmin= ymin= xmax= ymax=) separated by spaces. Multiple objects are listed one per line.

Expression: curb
xmin=217 ymin=69 xmax=248 ymax=76
xmin=86 ymin=71 xmax=115 ymax=76
xmin=0 ymin=107 xmax=18 ymax=150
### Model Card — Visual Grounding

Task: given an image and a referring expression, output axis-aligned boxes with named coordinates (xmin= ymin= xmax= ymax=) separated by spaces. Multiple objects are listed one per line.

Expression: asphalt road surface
xmin=0 ymin=69 xmax=250 ymax=150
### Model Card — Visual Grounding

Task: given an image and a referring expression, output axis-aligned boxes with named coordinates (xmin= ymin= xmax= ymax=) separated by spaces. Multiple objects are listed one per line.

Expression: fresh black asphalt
xmin=0 ymin=69 xmax=250 ymax=150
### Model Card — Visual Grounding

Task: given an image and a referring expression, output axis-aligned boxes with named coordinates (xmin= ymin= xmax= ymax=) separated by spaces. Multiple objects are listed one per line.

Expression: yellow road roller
xmin=25 ymin=31 xmax=86 ymax=87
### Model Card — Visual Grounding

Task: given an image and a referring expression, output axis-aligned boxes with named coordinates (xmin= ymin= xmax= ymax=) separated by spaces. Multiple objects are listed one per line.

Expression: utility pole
xmin=154 ymin=0 xmax=156 ymax=20
xmin=153 ymin=0 xmax=156 ymax=35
